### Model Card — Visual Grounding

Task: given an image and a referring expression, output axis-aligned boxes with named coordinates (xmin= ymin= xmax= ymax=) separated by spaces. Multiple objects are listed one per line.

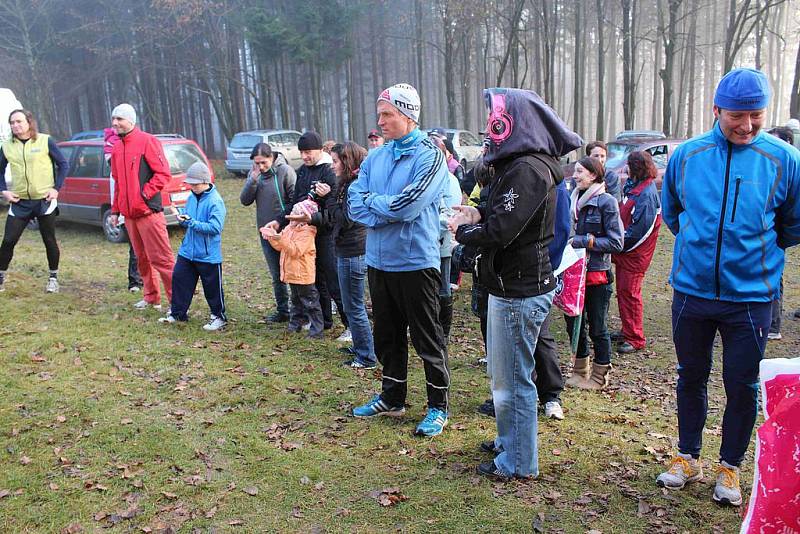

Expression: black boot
xmin=439 ymin=296 xmax=453 ymax=342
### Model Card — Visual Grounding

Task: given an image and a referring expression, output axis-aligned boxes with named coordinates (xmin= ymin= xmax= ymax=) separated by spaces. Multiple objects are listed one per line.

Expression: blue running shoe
xmin=352 ymin=394 xmax=405 ymax=418
xmin=414 ymin=407 xmax=448 ymax=437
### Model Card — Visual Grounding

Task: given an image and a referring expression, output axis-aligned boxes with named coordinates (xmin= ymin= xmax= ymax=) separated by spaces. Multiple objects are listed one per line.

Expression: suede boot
xmin=439 ymin=296 xmax=453 ymax=342
xmin=574 ymin=363 xmax=612 ymax=390
xmin=565 ymin=357 xmax=590 ymax=388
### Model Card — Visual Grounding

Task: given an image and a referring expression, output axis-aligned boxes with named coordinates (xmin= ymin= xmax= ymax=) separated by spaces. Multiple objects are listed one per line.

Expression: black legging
xmin=0 ymin=212 xmax=59 ymax=271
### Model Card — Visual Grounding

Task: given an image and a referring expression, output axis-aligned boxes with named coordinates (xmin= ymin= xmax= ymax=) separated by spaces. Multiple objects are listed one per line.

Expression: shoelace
xmin=715 ymin=465 xmax=739 ymax=488
xmin=667 ymin=456 xmax=693 ymax=475
xmin=422 ymin=409 xmax=444 ymax=425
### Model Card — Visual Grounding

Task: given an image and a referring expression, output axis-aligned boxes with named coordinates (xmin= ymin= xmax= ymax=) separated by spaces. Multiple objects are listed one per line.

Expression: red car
xmin=56 ymin=135 xmax=215 ymax=242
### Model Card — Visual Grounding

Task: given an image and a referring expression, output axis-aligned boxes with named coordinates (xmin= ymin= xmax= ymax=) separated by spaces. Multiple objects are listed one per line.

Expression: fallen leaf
xmin=92 ymin=512 xmax=107 ymax=521
xmin=228 ymin=519 xmax=243 ymax=526
xmin=60 ymin=523 xmax=83 ymax=533
xmin=291 ymin=507 xmax=304 ymax=518
xmin=31 ymin=354 xmax=47 ymax=363
xmin=49 ymin=483 xmax=59 ymax=491
xmin=532 ymin=512 xmax=545 ymax=533
xmin=56 ymin=415 xmax=66 ymax=423
xmin=205 ymin=506 xmax=217 ymax=519
xmin=20 ymin=456 xmax=31 ymax=465
xmin=120 ymin=418 xmax=133 ymax=425
xmin=299 ymin=476 xmax=311 ymax=485
xmin=281 ymin=442 xmax=301 ymax=451
xmin=637 ymin=499 xmax=651 ymax=516
xmin=0 ymin=489 xmax=10 ymax=499
xmin=160 ymin=491 xmax=178 ymax=500
xmin=243 ymin=486 xmax=258 ymax=496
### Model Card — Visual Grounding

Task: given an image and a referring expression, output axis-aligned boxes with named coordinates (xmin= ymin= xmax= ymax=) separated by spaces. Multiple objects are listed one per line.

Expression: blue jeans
xmin=439 ymin=256 xmax=452 ymax=297
xmin=671 ymin=290 xmax=771 ymax=466
xmin=260 ymin=236 xmax=289 ymax=315
xmin=337 ymin=255 xmax=376 ymax=365
xmin=487 ymin=289 xmax=555 ymax=478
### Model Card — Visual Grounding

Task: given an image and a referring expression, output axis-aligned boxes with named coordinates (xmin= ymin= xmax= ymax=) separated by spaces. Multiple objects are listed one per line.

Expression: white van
xmin=0 ymin=88 xmax=23 ymax=194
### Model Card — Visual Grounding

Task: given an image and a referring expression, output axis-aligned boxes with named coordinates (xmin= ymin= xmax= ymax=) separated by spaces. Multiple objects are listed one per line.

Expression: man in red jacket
xmin=108 ymin=103 xmax=175 ymax=310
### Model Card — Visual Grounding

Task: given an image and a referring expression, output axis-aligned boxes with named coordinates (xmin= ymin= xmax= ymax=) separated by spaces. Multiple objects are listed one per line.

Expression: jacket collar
xmin=387 ymin=128 xmax=424 ymax=161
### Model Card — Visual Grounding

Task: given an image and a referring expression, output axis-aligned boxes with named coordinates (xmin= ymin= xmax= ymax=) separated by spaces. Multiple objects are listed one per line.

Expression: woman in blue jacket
xmin=565 ymin=156 xmax=624 ymax=390
xmin=160 ymin=162 xmax=227 ymax=331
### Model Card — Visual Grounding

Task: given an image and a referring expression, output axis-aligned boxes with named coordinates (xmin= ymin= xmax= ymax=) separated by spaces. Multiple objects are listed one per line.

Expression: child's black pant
xmin=170 ymin=255 xmax=226 ymax=321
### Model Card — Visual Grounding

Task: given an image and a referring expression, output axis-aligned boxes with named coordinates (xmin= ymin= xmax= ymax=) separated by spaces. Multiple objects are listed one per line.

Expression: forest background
xmin=0 ymin=0 xmax=799 ymax=156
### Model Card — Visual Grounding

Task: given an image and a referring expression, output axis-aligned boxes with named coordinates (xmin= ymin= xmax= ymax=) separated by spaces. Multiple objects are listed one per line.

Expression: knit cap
xmin=714 ymin=68 xmax=771 ymax=111
xmin=298 ymin=131 xmax=323 ymax=151
xmin=377 ymin=83 xmax=421 ymax=123
xmin=184 ymin=162 xmax=212 ymax=184
xmin=111 ymin=103 xmax=137 ymax=125
xmin=294 ymin=199 xmax=319 ymax=219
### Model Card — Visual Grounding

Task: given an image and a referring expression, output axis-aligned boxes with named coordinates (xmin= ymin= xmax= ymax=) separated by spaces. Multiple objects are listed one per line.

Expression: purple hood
xmin=483 ymin=88 xmax=582 ymax=164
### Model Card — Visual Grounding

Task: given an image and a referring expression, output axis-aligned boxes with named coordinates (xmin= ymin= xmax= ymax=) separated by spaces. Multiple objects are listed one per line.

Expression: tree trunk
xmin=595 ymin=0 xmax=606 ymax=140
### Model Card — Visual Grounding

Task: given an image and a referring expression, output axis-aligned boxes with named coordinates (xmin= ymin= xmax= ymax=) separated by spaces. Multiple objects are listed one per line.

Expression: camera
xmin=308 ymin=180 xmax=320 ymax=201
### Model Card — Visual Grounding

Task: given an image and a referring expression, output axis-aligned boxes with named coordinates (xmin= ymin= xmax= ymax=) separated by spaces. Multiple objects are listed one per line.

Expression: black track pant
xmin=0 ymin=212 xmax=59 ymax=271
xmin=369 ymin=267 xmax=450 ymax=411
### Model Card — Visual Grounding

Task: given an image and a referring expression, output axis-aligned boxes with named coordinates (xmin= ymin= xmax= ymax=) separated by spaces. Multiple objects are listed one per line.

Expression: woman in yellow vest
xmin=0 ymin=109 xmax=69 ymax=293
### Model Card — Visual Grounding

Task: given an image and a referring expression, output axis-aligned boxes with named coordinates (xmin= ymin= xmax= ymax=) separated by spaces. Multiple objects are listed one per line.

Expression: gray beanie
xmin=111 ymin=103 xmax=137 ymax=125
xmin=185 ymin=162 xmax=212 ymax=184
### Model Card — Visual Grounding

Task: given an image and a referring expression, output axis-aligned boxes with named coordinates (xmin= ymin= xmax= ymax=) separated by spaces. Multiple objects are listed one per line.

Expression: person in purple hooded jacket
xmin=449 ymin=88 xmax=582 ymax=480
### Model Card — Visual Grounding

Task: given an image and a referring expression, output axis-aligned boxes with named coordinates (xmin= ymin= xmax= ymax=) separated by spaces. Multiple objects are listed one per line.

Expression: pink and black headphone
xmin=486 ymin=92 xmax=513 ymax=145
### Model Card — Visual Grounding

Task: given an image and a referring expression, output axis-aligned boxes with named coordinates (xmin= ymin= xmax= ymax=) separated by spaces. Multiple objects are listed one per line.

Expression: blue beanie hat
xmin=714 ymin=68 xmax=771 ymax=111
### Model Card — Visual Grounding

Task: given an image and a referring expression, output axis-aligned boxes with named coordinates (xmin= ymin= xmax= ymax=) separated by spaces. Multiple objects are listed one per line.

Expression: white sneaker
xmin=46 ymin=277 xmax=59 ymax=293
xmin=767 ymin=332 xmax=782 ymax=340
xmin=302 ymin=322 xmax=311 ymax=331
xmin=544 ymin=401 xmax=564 ymax=420
xmin=332 ymin=302 xmax=338 ymax=315
xmin=450 ymin=283 xmax=459 ymax=291
xmin=712 ymin=462 xmax=742 ymax=506
xmin=158 ymin=314 xmax=177 ymax=324
xmin=336 ymin=328 xmax=352 ymax=343
xmin=203 ymin=315 xmax=227 ymax=331
xmin=129 ymin=286 xmax=141 ymax=293
xmin=656 ymin=453 xmax=703 ymax=489
xmin=134 ymin=299 xmax=162 ymax=310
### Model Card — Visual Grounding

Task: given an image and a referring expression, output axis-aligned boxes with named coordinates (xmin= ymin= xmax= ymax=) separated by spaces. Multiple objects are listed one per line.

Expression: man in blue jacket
xmin=657 ymin=68 xmax=800 ymax=506
xmin=349 ymin=83 xmax=451 ymax=437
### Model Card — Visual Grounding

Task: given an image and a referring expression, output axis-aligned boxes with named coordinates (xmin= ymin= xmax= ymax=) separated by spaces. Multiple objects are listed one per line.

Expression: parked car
xmin=56 ymin=135 xmax=215 ymax=243
xmin=607 ymin=138 xmax=684 ymax=189
xmin=225 ymin=129 xmax=303 ymax=174
xmin=614 ymin=130 xmax=667 ymax=141
xmin=69 ymin=130 xmax=104 ymax=141
xmin=425 ymin=128 xmax=484 ymax=169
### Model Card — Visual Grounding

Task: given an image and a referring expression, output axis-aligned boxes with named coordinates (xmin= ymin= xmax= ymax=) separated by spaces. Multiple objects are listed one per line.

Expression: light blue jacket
xmin=662 ymin=123 xmax=800 ymax=302
xmin=348 ymin=128 xmax=448 ymax=272
xmin=178 ymin=184 xmax=226 ymax=264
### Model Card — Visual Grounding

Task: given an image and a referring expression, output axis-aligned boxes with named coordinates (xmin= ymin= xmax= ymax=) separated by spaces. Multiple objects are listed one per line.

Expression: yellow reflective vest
xmin=2 ymin=134 xmax=54 ymax=199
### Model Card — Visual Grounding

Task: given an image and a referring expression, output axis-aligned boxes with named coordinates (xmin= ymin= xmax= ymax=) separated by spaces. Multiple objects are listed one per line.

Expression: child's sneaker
xmin=158 ymin=314 xmax=177 ymax=324
xmin=656 ymin=453 xmax=703 ymax=489
xmin=336 ymin=328 xmax=352 ymax=343
xmin=343 ymin=359 xmax=376 ymax=370
xmin=712 ymin=461 xmax=742 ymax=506
xmin=414 ymin=407 xmax=448 ymax=437
xmin=203 ymin=315 xmax=227 ymax=331
xmin=352 ymin=394 xmax=405 ymax=418
xmin=46 ymin=277 xmax=59 ymax=293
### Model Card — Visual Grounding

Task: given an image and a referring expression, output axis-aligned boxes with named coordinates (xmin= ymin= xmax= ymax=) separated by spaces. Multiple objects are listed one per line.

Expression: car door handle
xmin=90 ymin=184 xmax=99 ymax=189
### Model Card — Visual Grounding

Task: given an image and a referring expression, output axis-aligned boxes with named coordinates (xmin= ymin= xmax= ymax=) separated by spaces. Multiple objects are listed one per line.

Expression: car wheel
xmin=103 ymin=209 xmax=128 ymax=243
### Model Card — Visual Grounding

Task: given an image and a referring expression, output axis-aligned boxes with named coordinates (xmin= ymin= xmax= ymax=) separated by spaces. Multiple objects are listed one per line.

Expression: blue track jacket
xmin=348 ymin=128 xmax=448 ymax=272
xmin=662 ymin=123 xmax=800 ymax=302
xmin=178 ymin=184 xmax=226 ymax=264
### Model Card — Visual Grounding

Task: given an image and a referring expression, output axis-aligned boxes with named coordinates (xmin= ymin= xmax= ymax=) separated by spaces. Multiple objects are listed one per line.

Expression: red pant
xmin=615 ymin=267 xmax=646 ymax=348
xmin=125 ymin=212 xmax=175 ymax=305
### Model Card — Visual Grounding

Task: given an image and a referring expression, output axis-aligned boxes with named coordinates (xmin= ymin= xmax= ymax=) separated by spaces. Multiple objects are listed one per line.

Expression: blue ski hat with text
xmin=714 ymin=68 xmax=771 ymax=111
xmin=482 ymin=88 xmax=582 ymax=164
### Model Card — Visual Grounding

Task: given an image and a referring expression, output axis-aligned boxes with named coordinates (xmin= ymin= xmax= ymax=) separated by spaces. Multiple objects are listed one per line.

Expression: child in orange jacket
xmin=261 ymin=200 xmax=324 ymax=339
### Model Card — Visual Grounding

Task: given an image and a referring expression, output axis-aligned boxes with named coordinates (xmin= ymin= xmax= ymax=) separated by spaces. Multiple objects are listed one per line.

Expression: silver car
xmin=426 ymin=128 xmax=485 ymax=169
xmin=225 ymin=129 xmax=303 ymax=174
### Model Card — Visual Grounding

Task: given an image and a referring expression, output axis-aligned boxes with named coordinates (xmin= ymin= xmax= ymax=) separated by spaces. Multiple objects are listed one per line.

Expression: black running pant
xmin=0 ymin=212 xmax=59 ymax=271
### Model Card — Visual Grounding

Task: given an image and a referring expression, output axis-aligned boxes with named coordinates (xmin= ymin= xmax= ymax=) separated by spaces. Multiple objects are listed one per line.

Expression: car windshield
xmin=163 ymin=143 xmax=206 ymax=175
xmin=606 ymin=143 xmax=636 ymax=169
xmin=229 ymin=134 xmax=261 ymax=150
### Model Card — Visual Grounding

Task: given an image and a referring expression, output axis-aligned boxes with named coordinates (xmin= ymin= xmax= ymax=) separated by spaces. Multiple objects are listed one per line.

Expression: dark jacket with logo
xmin=110 ymin=127 xmax=171 ymax=219
xmin=239 ymin=153 xmax=296 ymax=229
xmin=455 ymin=88 xmax=583 ymax=298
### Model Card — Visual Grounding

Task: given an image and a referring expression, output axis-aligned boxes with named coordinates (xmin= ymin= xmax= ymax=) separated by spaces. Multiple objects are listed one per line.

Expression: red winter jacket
xmin=612 ymin=178 xmax=662 ymax=273
xmin=110 ymin=127 xmax=171 ymax=219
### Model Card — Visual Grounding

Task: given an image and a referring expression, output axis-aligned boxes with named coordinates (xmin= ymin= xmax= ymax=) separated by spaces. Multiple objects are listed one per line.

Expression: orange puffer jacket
xmin=268 ymin=223 xmax=317 ymax=285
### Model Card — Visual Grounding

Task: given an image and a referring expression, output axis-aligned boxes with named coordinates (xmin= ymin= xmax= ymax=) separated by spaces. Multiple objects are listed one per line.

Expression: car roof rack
xmin=154 ymin=133 xmax=185 ymax=139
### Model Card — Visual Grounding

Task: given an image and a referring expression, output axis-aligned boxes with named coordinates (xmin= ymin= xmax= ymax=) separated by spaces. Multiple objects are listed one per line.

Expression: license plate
xmin=170 ymin=191 xmax=190 ymax=203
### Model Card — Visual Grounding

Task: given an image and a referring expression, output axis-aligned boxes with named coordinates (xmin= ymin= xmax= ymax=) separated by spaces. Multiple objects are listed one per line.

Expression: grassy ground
xmin=2 ymin=166 xmax=798 ymax=533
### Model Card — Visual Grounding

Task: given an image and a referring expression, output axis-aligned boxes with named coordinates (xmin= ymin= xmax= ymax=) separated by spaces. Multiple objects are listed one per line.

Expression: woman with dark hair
xmin=313 ymin=141 xmax=376 ymax=368
xmin=240 ymin=142 xmax=296 ymax=322
xmin=612 ymin=151 xmax=662 ymax=354
xmin=0 ymin=109 xmax=69 ymax=293
xmin=565 ymin=156 xmax=624 ymax=390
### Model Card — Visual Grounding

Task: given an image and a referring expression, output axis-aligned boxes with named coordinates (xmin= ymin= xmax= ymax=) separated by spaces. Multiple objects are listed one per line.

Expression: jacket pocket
xmin=582 ymin=211 xmax=603 ymax=235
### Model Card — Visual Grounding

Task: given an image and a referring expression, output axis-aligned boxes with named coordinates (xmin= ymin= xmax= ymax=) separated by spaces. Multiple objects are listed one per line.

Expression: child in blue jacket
xmin=159 ymin=162 xmax=227 ymax=331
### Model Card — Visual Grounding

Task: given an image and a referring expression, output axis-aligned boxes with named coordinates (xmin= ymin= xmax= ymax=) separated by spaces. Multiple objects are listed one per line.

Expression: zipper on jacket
xmin=23 ymin=141 xmax=32 ymax=199
xmin=714 ymin=142 xmax=734 ymax=299
xmin=730 ymin=177 xmax=741 ymax=223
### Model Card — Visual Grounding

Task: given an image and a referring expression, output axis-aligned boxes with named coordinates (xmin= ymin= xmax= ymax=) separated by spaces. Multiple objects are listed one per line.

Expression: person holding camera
xmin=264 ymin=131 xmax=348 ymax=337
xmin=158 ymin=163 xmax=227 ymax=331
